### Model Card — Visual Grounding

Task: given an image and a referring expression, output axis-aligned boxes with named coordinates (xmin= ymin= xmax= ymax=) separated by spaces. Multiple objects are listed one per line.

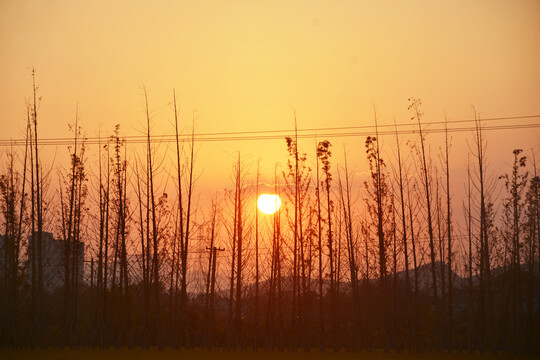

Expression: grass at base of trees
xmin=0 ymin=348 xmax=537 ymax=360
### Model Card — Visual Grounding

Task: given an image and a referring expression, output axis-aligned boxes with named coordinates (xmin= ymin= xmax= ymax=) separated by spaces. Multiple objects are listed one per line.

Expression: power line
xmin=1 ymin=114 xmax=539 ymax=147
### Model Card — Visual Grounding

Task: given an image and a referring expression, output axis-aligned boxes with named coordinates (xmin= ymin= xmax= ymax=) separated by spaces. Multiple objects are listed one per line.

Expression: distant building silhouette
xmin=28 ymin=231 xmax=84 ymax=292
xmin=0 ymin=234 xmax=18 ymax=283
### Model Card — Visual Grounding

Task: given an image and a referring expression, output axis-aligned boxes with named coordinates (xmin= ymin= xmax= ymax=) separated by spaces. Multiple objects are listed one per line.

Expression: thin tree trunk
xmin=315 ymin=144 xmax=325 ymax=342
xmin=255 ymin=160 xmax=260 ymax=348
xmin=444 ymin=118 xmax=453 ymax=352
xmin=394 ymin=121 xmax=412 ymax=350
xmin=409 ymin=99 xmax=438 ymax=308
xmin=234 ymin=154 xmax=243 ymax=343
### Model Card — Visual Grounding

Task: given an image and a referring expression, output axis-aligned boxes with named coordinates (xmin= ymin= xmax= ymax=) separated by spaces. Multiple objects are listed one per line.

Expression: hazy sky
xmin=1 ymin=0 xmax=539 ymax=195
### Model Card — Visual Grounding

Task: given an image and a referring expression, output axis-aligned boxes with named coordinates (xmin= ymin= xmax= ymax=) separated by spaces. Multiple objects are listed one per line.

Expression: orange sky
xmin=1 ymin=0 xmax=539 ymax=196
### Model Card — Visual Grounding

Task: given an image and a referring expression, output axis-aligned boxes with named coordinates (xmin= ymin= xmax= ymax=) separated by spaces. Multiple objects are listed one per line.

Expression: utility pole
xmin=206 ymin=245 xmax=224 ymax=347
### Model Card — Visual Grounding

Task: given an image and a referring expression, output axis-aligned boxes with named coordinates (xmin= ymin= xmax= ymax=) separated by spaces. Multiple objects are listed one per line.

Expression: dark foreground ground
xmin=0 ymin=349 xmax=537 ymax=360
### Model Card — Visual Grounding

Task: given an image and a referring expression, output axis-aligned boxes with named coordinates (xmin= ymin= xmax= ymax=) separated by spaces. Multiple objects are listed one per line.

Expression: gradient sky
xmin=1 ymin=0 xmax=539 ymax=196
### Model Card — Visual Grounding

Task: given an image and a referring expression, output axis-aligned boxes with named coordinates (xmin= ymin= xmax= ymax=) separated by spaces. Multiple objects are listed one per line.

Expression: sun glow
xmin=257 ymin=194 xmax=281 ymax=215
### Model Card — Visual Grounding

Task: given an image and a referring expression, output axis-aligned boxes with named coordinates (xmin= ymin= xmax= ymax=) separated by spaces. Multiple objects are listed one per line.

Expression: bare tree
xmin=27 ymin=69 xmax=45 ymax=346
xmin=499 ymin=148 xmax=528 ymax=349
xmin=95 ymin=128 xmax=111 ymax=346
xmin=317 ymin=139 xmax=335 ymax=342
xmin=58 ymin=112 xmax=87 ymax=346
xmin=364 ymin=130 xmax=393 ymax=348
xmin=472 ymin=109 xmax=493 ymax=352
xmin=393 ymin=120 xmax=413 ymax=349
xmin=315 ymin=141 xmax=325 ymax=343
xmin=443 ymin=117 xmax=454 ymax=352
xmin=180 ymin=111 xmax=196 ymax=346
xmin=0 ymin=132 xmax=28 ymax=346
xmin=254 ymin=160 xmax=260 ymax=348
xmin=523 ymin=153 xmax=539 ymax=351
xmin=225 ymin=153 xmax=248 ymax=347
xmin=337 ymin=150 xmax=360 ymax=348
xmin=408 ymin=98 xmax=438 ymax=306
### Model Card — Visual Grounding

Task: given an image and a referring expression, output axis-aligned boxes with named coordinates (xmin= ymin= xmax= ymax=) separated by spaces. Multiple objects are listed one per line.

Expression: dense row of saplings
xmin=0 ymin=73 xmax=538 ymax=353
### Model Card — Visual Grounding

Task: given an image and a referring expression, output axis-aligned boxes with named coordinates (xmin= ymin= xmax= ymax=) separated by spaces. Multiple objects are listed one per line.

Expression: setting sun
xmin=257 ymin=194 xmax=281 ymax=215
